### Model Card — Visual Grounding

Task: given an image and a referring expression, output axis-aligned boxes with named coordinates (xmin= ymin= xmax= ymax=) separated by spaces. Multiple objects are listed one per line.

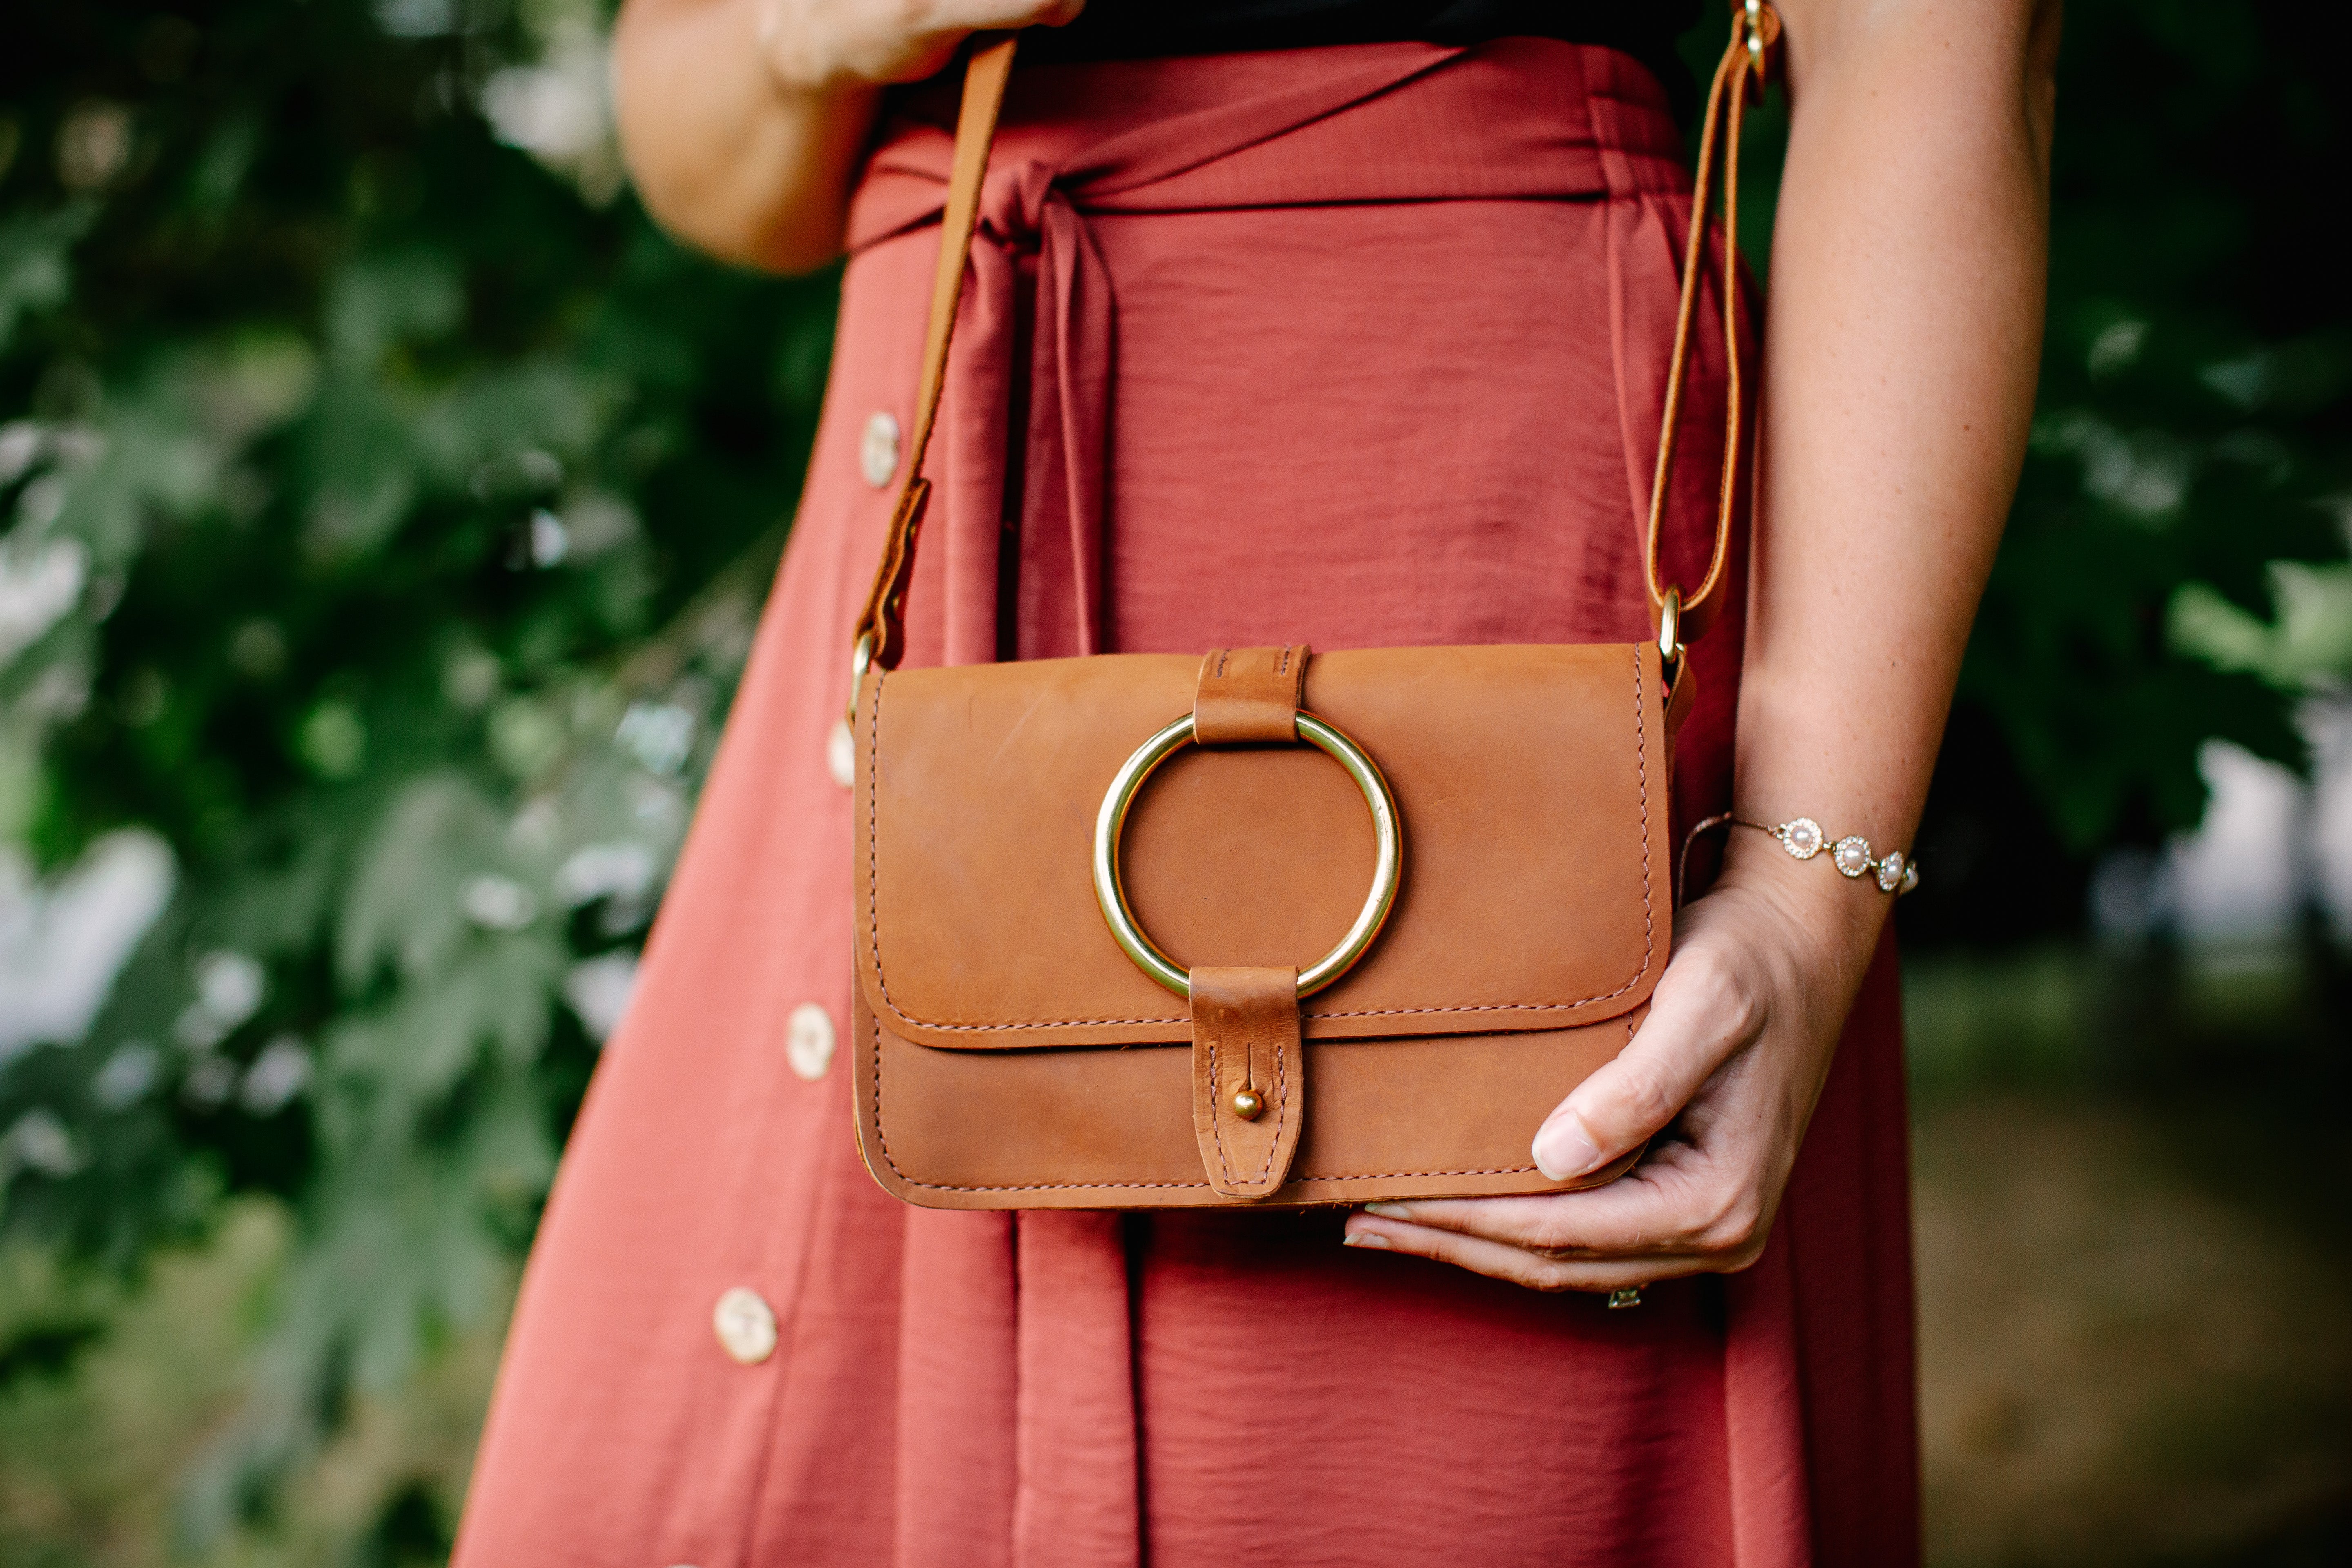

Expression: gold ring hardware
xmin=1742 ymin=0 xmax=1778 ymax=74
xmin=1092 ymin=711 xmax=1404 ymax=1000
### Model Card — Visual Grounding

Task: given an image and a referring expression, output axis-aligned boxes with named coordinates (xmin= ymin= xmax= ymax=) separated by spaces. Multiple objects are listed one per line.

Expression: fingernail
xmin=1363 ymin=1202 xmax=1411 ymax=1220
xmin=1342 ymin=1229 xmax=1388 ymax=1250
xmin=1532 ymin=1111 xmax=1603 ymax=1180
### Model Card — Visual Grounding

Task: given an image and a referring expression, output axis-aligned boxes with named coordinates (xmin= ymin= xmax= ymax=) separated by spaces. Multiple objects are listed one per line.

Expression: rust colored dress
xmin=452 ymin=40 xmax=1918 ymax=1568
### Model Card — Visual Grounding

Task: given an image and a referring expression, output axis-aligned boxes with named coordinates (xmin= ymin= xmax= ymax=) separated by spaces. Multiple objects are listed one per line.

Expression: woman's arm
xmin=612 ymin=0 xmax=1084 ymax=273
xmin=1342 ymin=0 xmax=2062 ymax=1288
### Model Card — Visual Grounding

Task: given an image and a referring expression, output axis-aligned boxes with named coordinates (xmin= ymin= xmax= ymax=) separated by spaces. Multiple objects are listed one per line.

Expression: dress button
xmin=785 ymin=1002 xmax=836 ymax=1081
xmin=712 ymin=1286 xmax=777 ymax=1365
xmin=826 ymin=715 xmax=855 ymax=789
xmin=859 ymin=410 xmax=901 ymax=489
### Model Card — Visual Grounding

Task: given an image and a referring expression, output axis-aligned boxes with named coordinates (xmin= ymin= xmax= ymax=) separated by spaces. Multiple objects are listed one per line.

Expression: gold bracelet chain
xmin=1682 ymin=813 xmax=1920 ymax=899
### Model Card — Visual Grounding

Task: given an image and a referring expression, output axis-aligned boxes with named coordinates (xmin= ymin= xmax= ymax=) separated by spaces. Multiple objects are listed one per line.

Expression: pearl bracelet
xmin=1683 ymin=813 xmax=1919 ymax=897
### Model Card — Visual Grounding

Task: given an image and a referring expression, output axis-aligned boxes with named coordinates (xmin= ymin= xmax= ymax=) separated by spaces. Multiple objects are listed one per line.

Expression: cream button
xmin=859 ymin=410 xmax=901 ymax=489
xmin=713 ymin=1286 xmax=777 ymax=1365
xmin=785 ymin=1002 xmax=836 ymax=1081
xmin=826 ymin=715 xmax=855 ymax=789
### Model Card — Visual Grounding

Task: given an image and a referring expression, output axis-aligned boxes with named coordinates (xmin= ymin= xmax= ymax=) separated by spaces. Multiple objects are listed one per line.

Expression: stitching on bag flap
xmin=1202 ymin=1030 xmax=1293 ymax=1190
xmin=864 ymin=649 xmax=1657 ymax=1034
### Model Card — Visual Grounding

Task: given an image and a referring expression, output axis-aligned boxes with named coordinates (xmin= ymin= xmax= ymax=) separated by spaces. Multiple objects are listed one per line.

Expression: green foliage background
xmin=0 ymin=0 xmax=2345 ymax=1556
xmin=1 ymin=0 xmax=837 ymax=1544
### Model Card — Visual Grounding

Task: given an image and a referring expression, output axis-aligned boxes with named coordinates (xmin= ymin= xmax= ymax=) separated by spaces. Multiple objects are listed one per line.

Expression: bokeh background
xmin=0 ymin=2 xmax=2344 ymax=1564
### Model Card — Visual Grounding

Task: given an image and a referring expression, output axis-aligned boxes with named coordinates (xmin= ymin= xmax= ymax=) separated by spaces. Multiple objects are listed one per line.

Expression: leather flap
xmin=856 ymin=642 xmax=1669 ymax=1049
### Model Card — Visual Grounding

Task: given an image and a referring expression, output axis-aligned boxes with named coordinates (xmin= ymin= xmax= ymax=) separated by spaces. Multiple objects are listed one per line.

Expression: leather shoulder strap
xmin=851 ymin=7 xmax=1778 ymax=691
xmin=850 ymin=35 xmax=1017 ymax=681
xmin=1648 ymin=0 xmax=1780 ymax=655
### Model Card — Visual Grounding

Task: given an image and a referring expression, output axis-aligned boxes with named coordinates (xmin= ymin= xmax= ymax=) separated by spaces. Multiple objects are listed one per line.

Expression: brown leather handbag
xmin=849 ymin=9 xmax=1777 ymax=1209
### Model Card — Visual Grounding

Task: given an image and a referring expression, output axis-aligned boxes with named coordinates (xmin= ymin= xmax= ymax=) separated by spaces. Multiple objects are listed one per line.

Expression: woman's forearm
xmin=614 ymin=0 xmax=880 ymax=272
xmin=1734 ymin=0 xmax=2061 ymax=955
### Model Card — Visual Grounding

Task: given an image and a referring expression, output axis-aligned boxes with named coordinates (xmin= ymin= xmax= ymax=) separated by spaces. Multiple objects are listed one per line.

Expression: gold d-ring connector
xmin=1657 ymin=586 xmax=1684 ymax=684
xmin=1091 ymin=711 xmax=1403 ymax=1000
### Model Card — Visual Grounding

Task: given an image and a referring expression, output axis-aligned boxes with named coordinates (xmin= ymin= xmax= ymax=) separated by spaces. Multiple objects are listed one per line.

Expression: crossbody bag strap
xmin=849 ymin=33 xmax=1016 ymax=693
xmin=849 ymin=4 xmax=1779 ymax=708
xmin=1649 ymin=0 xmax=1780 ymax=667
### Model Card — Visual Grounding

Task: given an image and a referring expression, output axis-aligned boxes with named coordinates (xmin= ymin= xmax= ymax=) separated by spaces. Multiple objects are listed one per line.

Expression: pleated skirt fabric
xmin=452 ymin=38 xmax=1920 ymax=1568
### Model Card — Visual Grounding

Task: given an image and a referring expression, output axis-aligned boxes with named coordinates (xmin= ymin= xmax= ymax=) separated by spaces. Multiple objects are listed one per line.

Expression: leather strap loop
xmin=1193 ymin=645 xmax=1310 ymax=744
xmin=1188 ymin=965 xmax=1305 ymax=1199
xmin=853 ymin=6 xmax=1777 ymax=675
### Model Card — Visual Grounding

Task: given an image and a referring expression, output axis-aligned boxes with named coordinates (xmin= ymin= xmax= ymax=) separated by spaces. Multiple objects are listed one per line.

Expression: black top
xmin=1020 ymin=1 xmax=1704 ymax=120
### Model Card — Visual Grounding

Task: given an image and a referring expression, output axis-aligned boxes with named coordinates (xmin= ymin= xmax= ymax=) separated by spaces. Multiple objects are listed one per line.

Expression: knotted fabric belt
xmin=844 ymin=39 xmax=1700 ymax=666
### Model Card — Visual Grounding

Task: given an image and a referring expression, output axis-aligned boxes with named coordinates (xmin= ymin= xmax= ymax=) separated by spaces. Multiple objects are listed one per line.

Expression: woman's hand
xmin=1340 ymin=836 xmax=1888 ymax=1292
xmin=617 ymin=0 xmax=1085 ymax=271
xmin=760 ymin=0 xmax=1086 ymax=91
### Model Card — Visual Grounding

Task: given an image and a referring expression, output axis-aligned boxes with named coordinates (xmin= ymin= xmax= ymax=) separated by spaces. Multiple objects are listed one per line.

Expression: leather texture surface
xmin=853 ymin=642 xmax=1671 ymax=1208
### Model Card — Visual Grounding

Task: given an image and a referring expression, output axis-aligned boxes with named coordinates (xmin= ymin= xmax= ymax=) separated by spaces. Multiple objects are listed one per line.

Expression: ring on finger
xmin=1606 ymin=1286 xmax=1644 ymax=1310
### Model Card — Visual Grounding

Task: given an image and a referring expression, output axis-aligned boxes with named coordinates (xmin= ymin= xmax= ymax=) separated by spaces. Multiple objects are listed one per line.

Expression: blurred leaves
xmin=0 ymin=206 xmax=99 ymax=353
xmin=0 ymin=0 xmax=826 ymax=1540
xmin=1960 ymin=0 xmax=2351 ymax=852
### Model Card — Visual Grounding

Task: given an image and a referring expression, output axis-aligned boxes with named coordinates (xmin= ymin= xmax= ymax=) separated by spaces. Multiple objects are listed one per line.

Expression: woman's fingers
xmin=1339 ymin=882 xmax=1860 ymax=1292
xmin=1341 ymin=1211 xmax=1718 ymax=1293
xmin=949 ymin=0 xmax=1089 ymax=27
xmin=1359 ymin=1139 xmax=1768 ymax=1261
xmin=763 ymin=0 xmax=1089 ymax=91
xmin=1530 ymin=937 xmax=1760 ymax=1180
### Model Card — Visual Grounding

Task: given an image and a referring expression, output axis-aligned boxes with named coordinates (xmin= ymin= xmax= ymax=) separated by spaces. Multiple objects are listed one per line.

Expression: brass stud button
xmin=713 ymin=1286 xmax=778 ymax=1364
xmin=1230 ymin=1088 xmax=1264 ymax=1121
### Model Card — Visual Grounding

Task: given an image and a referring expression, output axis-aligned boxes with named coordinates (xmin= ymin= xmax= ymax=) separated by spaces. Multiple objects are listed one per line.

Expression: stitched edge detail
xmin=866 ymin=1007 xmax=1638 ymax=1195
xmin=1635 ymin=641 xmax=1655 ymax=984
xmin=1201 ymin=1022 xmax=1293 ymax=1194
xmin=862 ymin=650 xmax=1662 ymax=1035
xmin=1266 ymin=1026 xmax=1290 ymax=1179
xmin=1206 ymin=1036 xmax=1235 ymax=1185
